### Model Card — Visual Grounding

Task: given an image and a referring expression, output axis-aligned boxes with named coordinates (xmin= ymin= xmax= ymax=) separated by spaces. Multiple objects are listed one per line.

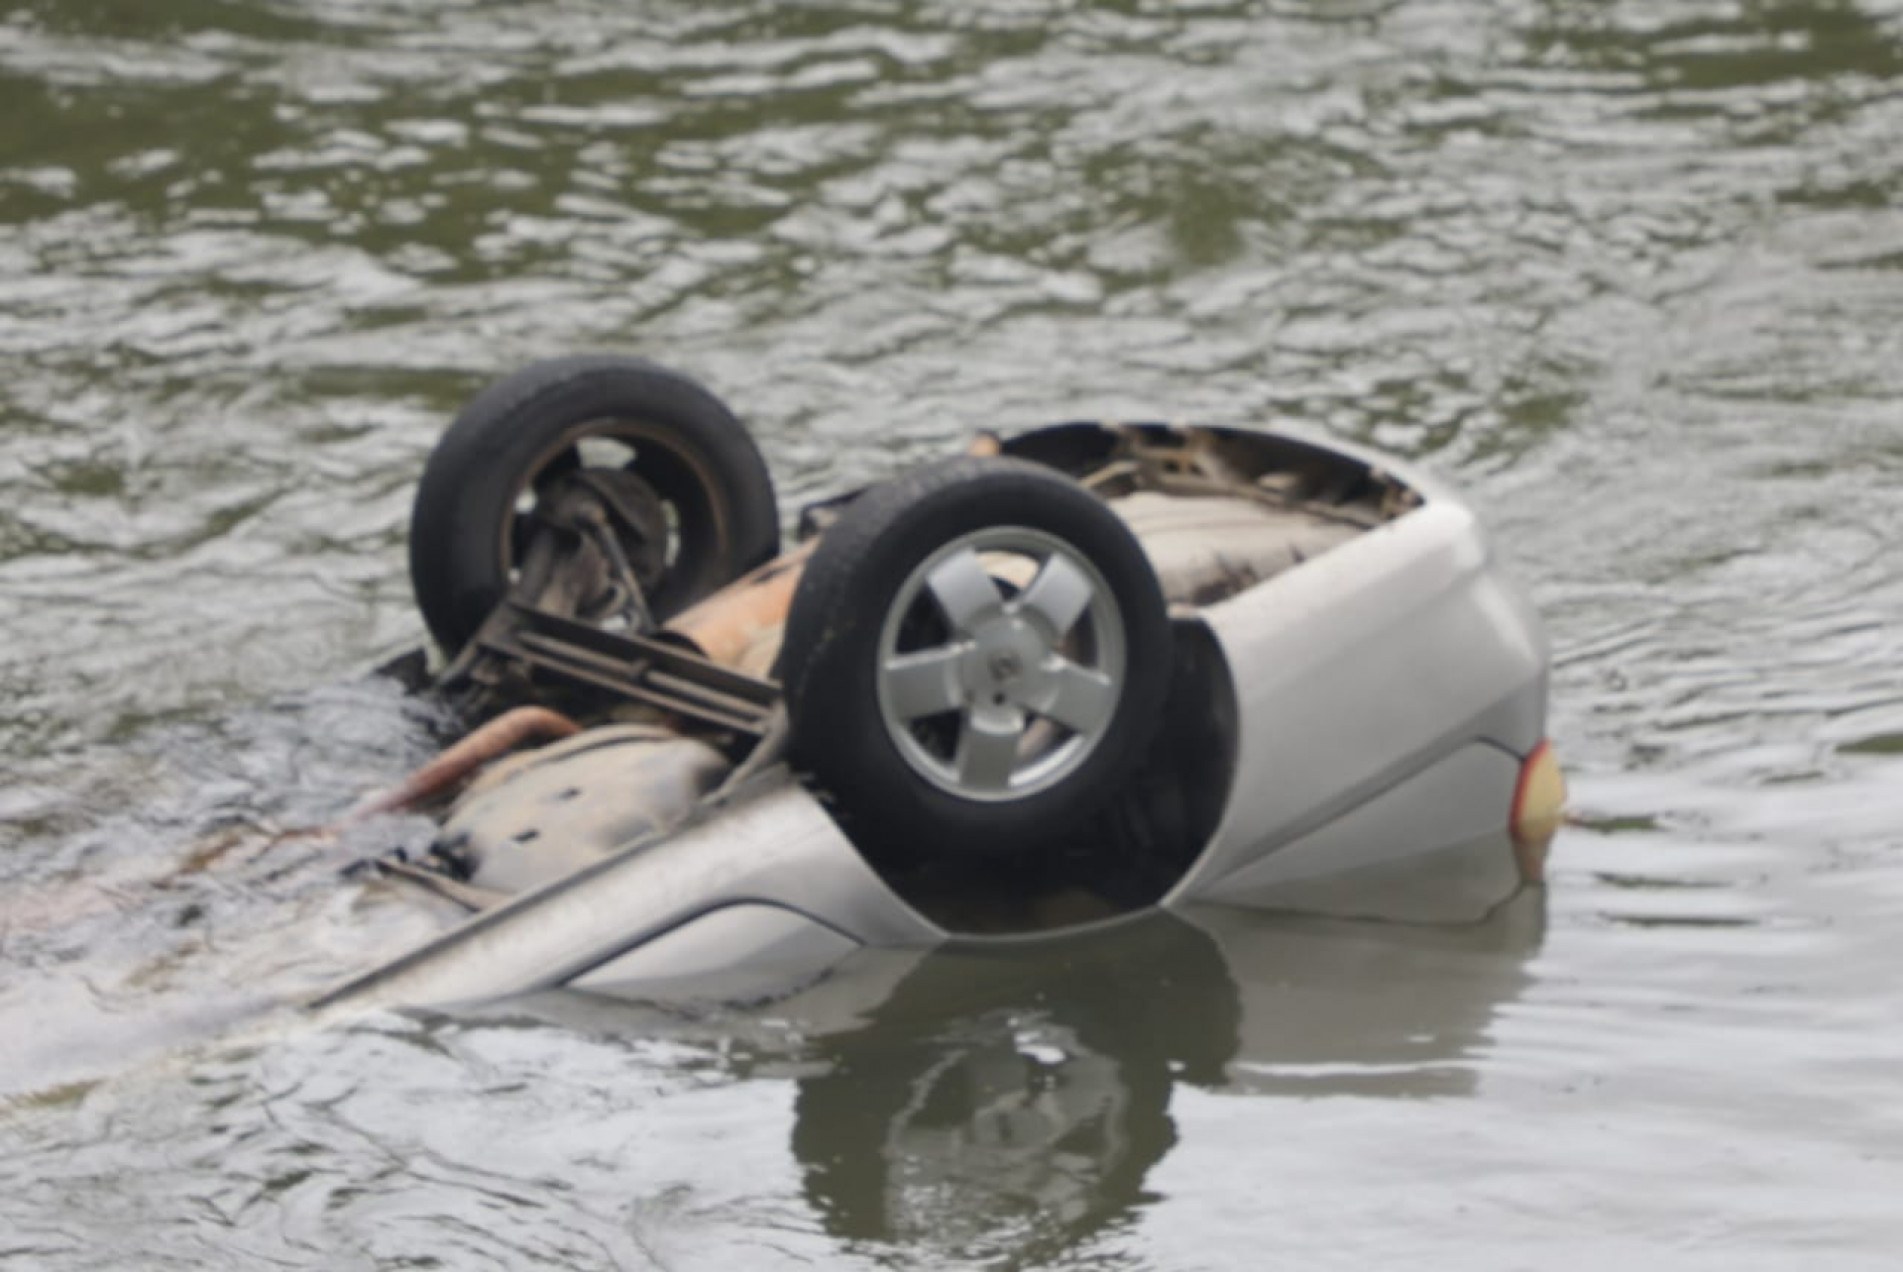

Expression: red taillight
xmin=1510 ymin=739 xmax=1566 ymax=883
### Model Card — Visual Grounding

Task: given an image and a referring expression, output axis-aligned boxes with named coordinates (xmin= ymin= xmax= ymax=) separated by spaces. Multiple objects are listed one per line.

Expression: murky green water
xmin=4 ymin=0 xmax=1902 ymax=1266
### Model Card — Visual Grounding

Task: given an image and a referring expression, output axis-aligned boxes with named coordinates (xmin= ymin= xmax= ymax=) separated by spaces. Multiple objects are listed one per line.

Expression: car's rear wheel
xmin=408 ymin=355 xmax=780 ymax=657
xmin=778 ymin=457 xmax=1172 ymax=860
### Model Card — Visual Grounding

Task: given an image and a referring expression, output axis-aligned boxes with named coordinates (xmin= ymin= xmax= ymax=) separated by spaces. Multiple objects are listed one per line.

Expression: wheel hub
xmin=875 ymin=526 xmax=1127 ymax=802
xmin=965 ymin=616 xmax=1052 ymax=705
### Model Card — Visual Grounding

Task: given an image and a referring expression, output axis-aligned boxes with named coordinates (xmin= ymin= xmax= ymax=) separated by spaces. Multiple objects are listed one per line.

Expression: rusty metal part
xmin=473 ymin=602 xmax=780 ymax=735
xmin=663 ymin=540 xmax=813 ymax=669
xmin=574 ymin=500 xmax=657 ymax=632
xmin=1076 ymin=426 xmax=1397 ymax=530
xmin=347 ymin=705 xmax=584 ymax=822
xmin=661 ymin=433 xmax=1004 ymax=671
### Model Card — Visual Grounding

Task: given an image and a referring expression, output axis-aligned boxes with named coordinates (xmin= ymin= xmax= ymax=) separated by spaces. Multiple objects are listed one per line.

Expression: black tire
xmin=408 ymin=355 xmax=780 ymax=655
xmin=778 ymin=456 xmax=1172 ymax=860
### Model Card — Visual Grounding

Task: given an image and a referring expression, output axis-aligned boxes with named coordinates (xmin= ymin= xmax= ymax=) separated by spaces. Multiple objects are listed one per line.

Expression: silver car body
xmin=319 ymin=425 xmax=1551 ymax=1015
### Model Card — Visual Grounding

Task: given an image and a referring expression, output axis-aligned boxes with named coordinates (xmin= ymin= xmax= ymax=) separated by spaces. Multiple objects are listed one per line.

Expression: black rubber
xmin=778 ymin=456 xmax=1172 ymax=861
xmin=408 ymin=355 xmax=780 ymax=656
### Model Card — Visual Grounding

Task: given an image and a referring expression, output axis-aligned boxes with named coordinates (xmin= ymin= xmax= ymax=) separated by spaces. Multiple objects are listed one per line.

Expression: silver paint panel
xmin=1189 ymin=741 xmax=1524 ymax=922
xmin=570 ymin=904 xmax=862 ymax=1002
xmin=1171 ymin=496 xmax=1547 ymax=904
xmin=314 ymin=778 xmax=943 ymax=1013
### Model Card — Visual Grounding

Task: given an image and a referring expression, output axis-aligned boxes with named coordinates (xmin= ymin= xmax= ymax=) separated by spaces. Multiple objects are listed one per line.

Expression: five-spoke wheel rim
xmin=874 ymin=526 xmax=1127 ymax=803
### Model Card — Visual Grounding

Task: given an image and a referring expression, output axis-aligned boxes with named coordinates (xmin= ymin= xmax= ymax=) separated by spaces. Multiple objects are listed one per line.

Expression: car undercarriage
xmin=314 ymin=356 xmax=1561 ymax=1013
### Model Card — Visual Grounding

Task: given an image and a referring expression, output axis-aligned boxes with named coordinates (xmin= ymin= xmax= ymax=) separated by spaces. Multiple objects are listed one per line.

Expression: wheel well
xmin=826 ymin=615 xmax=1239 ymax=934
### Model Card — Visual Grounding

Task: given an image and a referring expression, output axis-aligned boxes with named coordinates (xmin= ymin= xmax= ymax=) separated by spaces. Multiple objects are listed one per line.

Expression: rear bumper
xmin=1171 ymin=488 xmax=1551 ymax=915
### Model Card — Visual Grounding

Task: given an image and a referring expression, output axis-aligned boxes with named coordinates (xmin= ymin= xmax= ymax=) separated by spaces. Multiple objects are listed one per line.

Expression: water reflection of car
xmin=317 ymin=355 xmax=1562 ymax=1012
xmin=469 ymin=893 xmax=1543 ymax=1264
xmin=789 ymin=917 xmax=1235 ymax=1261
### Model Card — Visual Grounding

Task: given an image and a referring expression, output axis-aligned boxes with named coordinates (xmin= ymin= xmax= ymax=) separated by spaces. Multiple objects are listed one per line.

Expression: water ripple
xmin=6 ymin=0 xmax=1903 ymax=1264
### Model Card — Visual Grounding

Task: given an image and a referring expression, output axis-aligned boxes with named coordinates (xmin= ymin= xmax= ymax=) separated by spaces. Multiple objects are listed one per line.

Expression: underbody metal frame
xmin=468 ymin=600 xmax=779 ymax=736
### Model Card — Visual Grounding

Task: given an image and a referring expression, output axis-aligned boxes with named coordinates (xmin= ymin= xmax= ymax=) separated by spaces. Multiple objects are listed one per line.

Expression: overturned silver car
xmin=320 ymin=355 xmax=1563 ymax=1012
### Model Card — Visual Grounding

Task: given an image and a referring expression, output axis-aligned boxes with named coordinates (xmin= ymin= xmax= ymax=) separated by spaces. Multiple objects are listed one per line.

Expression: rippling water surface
xmin=4 ymin=1 xmax=1902 ymax=1267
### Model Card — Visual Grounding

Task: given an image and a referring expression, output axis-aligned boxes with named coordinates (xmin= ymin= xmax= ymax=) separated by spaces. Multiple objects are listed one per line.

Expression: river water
xmin=3 ymin=0 xmax=1901 ymax=1266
